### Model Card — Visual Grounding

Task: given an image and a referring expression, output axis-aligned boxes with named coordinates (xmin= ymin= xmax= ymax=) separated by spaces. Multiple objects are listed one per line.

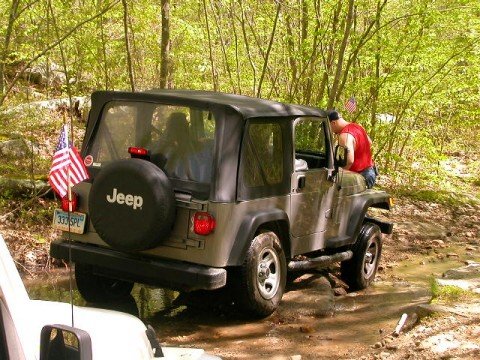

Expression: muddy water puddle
xmin=390 ymin=243 xmax=480 ymax=285
xmin=23 ymin=249 xmax=478 ymax=359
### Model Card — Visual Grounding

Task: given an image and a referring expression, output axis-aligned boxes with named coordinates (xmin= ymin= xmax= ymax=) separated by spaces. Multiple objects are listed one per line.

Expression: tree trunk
xmin=122 ymin=0 xmax=135 ymax=91
xmin=256 ymin=1 xmax=281 ymax=98
xmin=159 ymin=0 xmax=170 ymax=89
xmin=315 ymin=1 xmax=342 ymax=106
xmin=211 ymin=1 xmax=236 ymax=93
xmin=228 ymin=0 xmax=242 ymax=93
xmin=238 ymin=0 xmax=256 ymax=95
xmin=0 ymin=0 xmax=21 ymax=106
xmin=285 ymin=13 xmax=297 ymax=101
xmin=327 ymin=0 xmax=355 ymax=109
xmin=369 ymin=0 xmax=382 ymax=141
xmin=202 ymin=0 xmax=218 ymax=91
xmin=337 ymin=0 xmax=388 ymax=102
xmin=98 ymin=3 xmax=109 ymax=90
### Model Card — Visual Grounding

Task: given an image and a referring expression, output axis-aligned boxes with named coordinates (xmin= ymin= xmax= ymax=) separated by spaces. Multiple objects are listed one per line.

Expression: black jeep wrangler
xmin=51 ymin=90 xmax=393 ymax=317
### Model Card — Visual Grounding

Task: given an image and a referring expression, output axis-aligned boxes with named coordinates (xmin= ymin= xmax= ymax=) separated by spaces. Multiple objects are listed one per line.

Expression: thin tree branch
xmin=257 ymin=1 xmax=281 ymax=98
xmin=0 ymin=0 xmax=119 ymax=106
xmin=121 ymin=0 xmax=135 ymax=91
xmin=202 ymin=0 xmax=217 ymax=91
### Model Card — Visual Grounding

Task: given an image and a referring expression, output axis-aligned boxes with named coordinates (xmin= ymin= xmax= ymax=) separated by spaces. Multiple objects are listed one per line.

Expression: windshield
xmin=87 ymin=101 xmax=216 ymax=184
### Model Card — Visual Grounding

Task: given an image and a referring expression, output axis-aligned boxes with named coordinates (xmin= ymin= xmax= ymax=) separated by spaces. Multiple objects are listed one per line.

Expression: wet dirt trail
xmin=25 ymin=249 xmax=475 ymax=359
xmin=24 ymin=198 xmax=480 ymax=359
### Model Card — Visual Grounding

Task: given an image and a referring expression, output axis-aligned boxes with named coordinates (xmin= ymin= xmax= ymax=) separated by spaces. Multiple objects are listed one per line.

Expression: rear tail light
xmin=61 ymin=192 xmax=78 ymax=212
xmin=128 ymin=147 xmax=149 ymax=158
xmin=193 ymin=212 xmax=216 ymax=235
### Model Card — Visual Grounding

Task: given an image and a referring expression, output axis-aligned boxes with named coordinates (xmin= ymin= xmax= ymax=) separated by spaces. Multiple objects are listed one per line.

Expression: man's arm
xmin=338 ymin=132 xmax=355 ymax=170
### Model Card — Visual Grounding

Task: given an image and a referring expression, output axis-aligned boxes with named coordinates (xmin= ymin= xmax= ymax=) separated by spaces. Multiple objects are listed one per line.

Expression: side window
xmin=294 ymin=118 xmax=327 ymax=170
xmin=243 ymin=122 xmax=283 ymax=187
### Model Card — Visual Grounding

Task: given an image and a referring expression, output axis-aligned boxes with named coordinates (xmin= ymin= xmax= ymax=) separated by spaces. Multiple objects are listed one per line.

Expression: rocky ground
xmin=1 ymin=195 xmax=479 ymax=359
xmin=148 ymin=197 xmax=480 ymax=359
xmin=371 ymin=301 xmax=480 ymax=360
xmin=360 ymin=198 xmax=480 ymax=360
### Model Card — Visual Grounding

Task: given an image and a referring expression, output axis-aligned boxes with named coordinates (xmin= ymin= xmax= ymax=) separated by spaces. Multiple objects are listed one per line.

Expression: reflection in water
xmin=24 ymin=272 xmax=179 ymax=320
xmin=22 ymin=247 xmax=477 ymax=357
xmin=331 ymin=283 xmax=430 ymax=344
xmin=21 ymin=245 xmax=480 ymax=358
xmin=25 ymin=271 xmax=87 ymax=307
xmin=88 ymin=295 xmax=139 ymax=317
xmin=136 ymin=287 xmax=179 ymax=318
xmin=23 ymin=270 xmax=432 ymax=331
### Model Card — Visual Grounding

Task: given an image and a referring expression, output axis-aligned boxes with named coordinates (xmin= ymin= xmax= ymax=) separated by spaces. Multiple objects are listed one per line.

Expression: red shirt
xmin=340 ymin=123 xmax=373 ymax=172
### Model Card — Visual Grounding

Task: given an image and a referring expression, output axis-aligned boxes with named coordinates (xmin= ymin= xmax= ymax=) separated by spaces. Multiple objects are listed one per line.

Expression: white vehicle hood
xmin=0 ymin=234 xmax=217 ymax=360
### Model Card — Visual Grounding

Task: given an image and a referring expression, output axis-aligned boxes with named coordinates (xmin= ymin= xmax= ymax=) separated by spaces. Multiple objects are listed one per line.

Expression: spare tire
xmin=89 ymin=159 xmax=175 ymax=251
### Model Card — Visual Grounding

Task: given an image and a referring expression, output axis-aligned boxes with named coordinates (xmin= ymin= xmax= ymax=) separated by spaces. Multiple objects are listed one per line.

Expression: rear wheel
xmin=234 ymin=231 xmax=286 ymax=318
xmin=341 ymin=223 xmax=382 ymax=291
xmin=75 ymin=264 xmax=134 ymax=303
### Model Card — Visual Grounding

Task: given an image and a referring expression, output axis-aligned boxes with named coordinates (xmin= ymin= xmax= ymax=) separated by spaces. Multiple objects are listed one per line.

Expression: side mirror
xmin=40 ymin=324 xmax=92 ymax=360
xmin=334 ymin=145 xmax=348 ymax=169
xmin=329 ymin=145 xmax=348 ymax=184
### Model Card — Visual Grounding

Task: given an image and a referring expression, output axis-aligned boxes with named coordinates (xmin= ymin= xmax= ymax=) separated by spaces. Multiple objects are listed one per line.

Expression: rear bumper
xmin=50 ymin=240 xmax=227 ymax=291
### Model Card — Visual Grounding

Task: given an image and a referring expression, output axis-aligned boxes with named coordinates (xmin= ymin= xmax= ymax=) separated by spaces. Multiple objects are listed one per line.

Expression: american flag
xmin=48 ymin=125 xmax=89 ymax=198
xmin=345 ymin=96 xmax=357 ymax=113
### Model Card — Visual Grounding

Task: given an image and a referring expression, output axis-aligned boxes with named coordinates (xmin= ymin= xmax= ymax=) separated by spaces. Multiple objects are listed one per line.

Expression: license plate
xmin=52 ymin=209 xmax=87 ymax=234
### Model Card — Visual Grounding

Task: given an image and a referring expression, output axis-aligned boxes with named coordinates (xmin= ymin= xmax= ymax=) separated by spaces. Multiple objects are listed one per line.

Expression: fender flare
xmin=227 ymin=209 xmax=290 ymax=266
xmin=347 ymin=191 xmax=393 ymax=237
xmin=326 ymin=191 xmax=393 ymax=249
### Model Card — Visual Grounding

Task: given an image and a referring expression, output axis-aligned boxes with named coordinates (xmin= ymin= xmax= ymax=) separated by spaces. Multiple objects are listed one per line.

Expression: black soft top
xmin=84 ymin=90 xmax=328 ymax=202
xmin=92 ymin=89 xmax=325 ymax=119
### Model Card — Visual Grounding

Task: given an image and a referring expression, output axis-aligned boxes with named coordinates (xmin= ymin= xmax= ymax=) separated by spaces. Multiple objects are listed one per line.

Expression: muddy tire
xmin=341 ymin=223 xmax=382 ymax=291
xmin=75 ymin=263 xmax=134 ymax=303
xmin=234 ymin=231 xmax=286 ymax=318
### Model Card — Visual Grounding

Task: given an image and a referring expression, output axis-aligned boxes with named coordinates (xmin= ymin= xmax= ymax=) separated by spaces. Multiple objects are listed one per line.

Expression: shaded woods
xmin=0 ymin=0 xmax=479 ymax=197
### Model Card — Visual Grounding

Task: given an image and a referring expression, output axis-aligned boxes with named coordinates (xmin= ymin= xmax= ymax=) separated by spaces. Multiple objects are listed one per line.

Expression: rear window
xmin=87 ymin=101 xmax=215 ymax=184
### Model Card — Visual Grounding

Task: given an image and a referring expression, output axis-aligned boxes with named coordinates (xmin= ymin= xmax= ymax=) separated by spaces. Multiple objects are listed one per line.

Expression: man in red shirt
xmin=328 ymin=110 xmax=376 ymax=188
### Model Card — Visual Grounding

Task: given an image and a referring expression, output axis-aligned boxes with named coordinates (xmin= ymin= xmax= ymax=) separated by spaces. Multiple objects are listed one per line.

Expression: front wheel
xmin=341 ymin=223 xmax=382 ymax=291
xmin=75 ymin=264 xmax=134 ymax=303
xmin=234 ymin=231 xmax=287 ymax=318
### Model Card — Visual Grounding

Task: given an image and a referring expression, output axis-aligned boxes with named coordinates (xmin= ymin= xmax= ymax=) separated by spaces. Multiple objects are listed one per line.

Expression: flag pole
xmin=63 ymin=121 xmax=75 ymax=328
xmin=49 ymin=114 xmax=89 ymax=329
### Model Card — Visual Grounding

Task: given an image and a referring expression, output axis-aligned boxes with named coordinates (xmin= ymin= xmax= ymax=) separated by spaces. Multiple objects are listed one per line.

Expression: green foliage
xmin=393 ymin=188 xmax=474 ymax=206
xmin=0 ymin=103 xmax=86 ymax=180
xmin=430 ymin=278 xmax=478 ymax=304
xmin=0 ymin=0 xmax=478 ymax=194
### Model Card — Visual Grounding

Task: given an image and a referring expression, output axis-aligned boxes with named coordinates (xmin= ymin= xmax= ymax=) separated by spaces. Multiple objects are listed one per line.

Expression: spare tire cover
xmin=89 ymin=159 xmax=175 ymax=251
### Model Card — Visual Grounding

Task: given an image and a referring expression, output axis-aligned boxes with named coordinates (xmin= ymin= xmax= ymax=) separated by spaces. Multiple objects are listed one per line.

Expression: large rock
xmin=437 ymin=278 xmax=480 ymax=294
xmin=4 ymin=96 xmax=90 ymax=122
xmin=437 ymin=262 xmax=480 ymax=294
xmin=0 ymin=177 xmax=50 ymax=197
xmin=443 ymin=262 xmax=480 ymax=279
xmin=23 ymin=61 xmax=68 ymax=87
xmin=0 ymin=139 xmax=39 ymax=157
xmin=394 ymin=221 xmax=447 ymax=240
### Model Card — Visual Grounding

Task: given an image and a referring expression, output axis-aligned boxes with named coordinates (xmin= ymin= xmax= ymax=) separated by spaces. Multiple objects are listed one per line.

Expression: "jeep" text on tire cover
xmin=106 ymin=188 xmax=143 ymax=210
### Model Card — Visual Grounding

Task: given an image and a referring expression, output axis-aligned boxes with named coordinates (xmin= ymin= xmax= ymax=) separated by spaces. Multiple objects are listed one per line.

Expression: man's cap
xmin=328 ymin=110 xmax=340 ymax=121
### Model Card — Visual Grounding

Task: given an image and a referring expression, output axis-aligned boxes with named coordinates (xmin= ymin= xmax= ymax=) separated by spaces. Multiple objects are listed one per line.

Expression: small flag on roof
xmin=48 ymin=124 xmax=89 ymax=198
xmin=345 ymin=96 xmax=357 ymax=113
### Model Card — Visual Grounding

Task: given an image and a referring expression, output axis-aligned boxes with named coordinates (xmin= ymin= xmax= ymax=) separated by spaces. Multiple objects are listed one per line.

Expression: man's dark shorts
xmin=361 ymin=166 xmax=377 ymax=189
